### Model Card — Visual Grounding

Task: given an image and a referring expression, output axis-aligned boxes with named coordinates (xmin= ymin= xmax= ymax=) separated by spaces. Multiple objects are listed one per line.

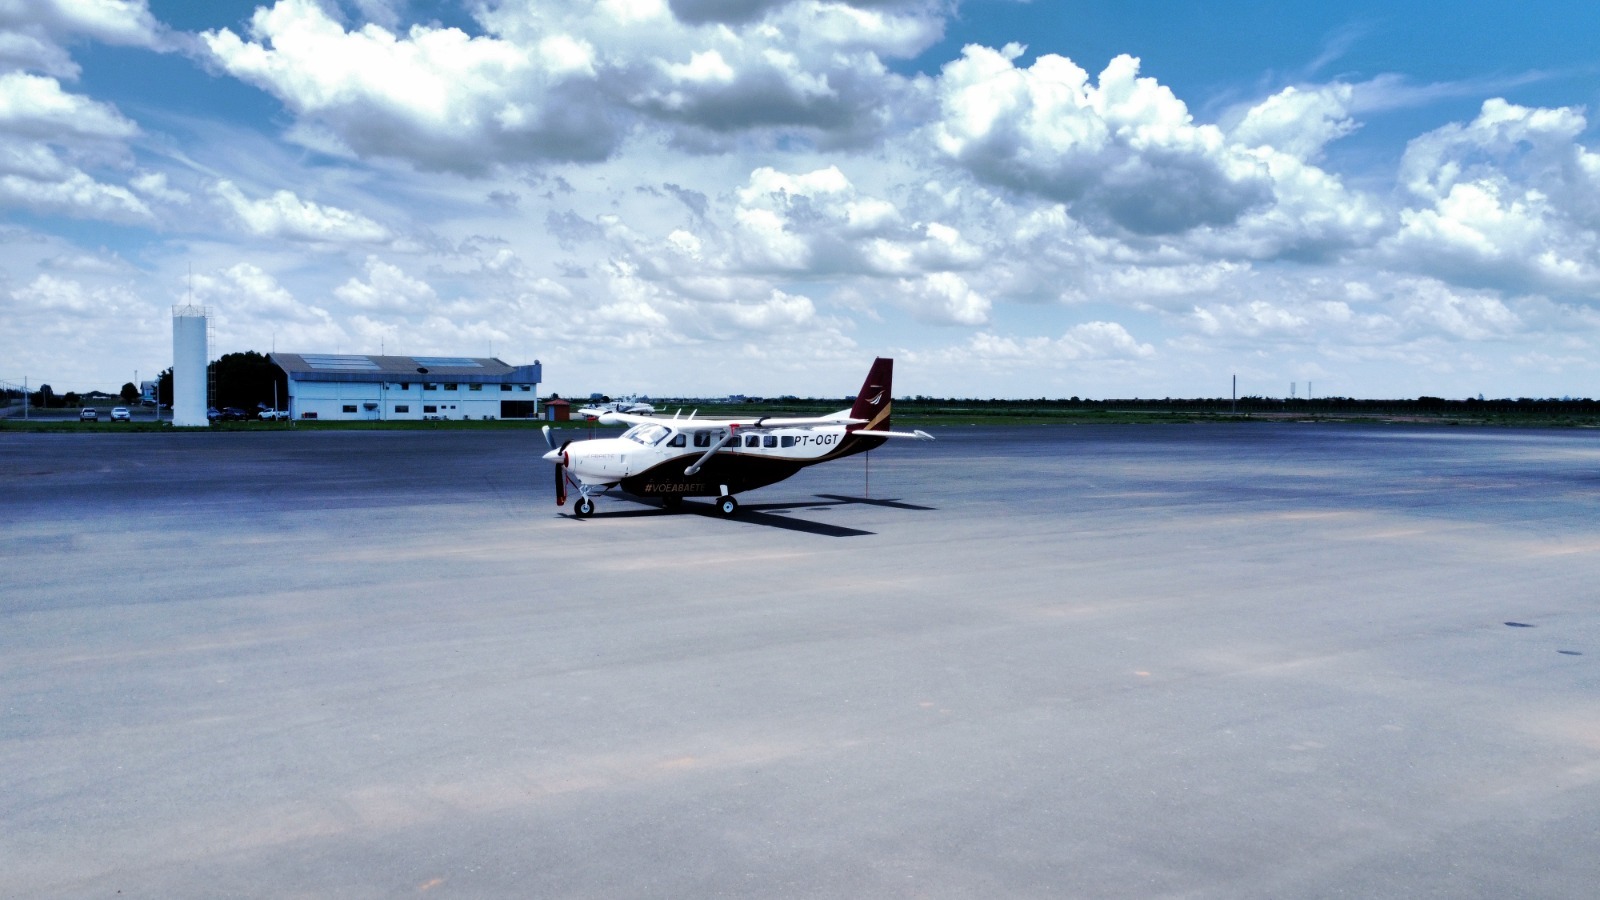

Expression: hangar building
xmin=271 ymin=354 xmax=542 ymax=421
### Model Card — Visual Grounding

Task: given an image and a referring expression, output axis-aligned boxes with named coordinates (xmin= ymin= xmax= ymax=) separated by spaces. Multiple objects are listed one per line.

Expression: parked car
xmin=219 ymin=407 xmax=249 ymax=421
xmin=110 ymin=407 xmax=131 ymax=422
xmin=258 ymin=408 xmax=290 ymax=420
xmin=206 ymin=407 xmax=220 ymax=421
xmin=79 ymin=407 xmax=98 ymax=421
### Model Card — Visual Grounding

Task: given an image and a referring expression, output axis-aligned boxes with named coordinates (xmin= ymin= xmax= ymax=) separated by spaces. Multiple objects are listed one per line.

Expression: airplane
xmin=541 ymin=357 xmax=932 ymax=518
xmin=589 ymin=396 xmax=656 ymax=416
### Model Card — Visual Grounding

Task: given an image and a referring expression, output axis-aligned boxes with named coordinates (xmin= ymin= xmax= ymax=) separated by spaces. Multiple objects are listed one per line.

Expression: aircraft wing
xmin=854 ymin=428 xmax=935 ymax=440
xmin=578 ymin=407 xmax=866 ymax=429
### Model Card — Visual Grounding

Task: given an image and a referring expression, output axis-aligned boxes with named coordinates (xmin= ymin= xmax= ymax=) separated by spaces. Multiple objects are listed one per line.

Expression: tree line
xmin=6 ymin=352 xmax=289 ymax=411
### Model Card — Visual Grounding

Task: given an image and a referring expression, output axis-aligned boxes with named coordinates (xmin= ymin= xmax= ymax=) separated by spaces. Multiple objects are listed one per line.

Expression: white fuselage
xmin=553 ymin=420 xmax=854 ymax=487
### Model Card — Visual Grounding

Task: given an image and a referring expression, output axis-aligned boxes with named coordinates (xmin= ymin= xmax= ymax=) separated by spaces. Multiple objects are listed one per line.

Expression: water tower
xmin=171 ymin=304 xmax=209 ymax=427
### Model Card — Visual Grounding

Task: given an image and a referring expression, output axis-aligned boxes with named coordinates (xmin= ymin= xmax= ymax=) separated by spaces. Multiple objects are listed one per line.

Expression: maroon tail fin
xmin=850 ymin=358 xmax=893 ymax=429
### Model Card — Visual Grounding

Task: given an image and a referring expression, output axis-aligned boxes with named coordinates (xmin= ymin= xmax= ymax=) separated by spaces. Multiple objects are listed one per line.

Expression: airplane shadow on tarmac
xmin=558 ymin=493 xmax=936 ymax=537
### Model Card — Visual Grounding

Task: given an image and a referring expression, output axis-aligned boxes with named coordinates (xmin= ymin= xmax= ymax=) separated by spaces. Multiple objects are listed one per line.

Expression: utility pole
xmin=1232 ymin=374 xmax=1236 ymax=415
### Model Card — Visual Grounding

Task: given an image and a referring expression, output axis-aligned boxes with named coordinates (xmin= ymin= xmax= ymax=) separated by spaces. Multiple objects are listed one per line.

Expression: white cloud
xmin=933 ymin=46 xmax=1272 ymax=235
xmin=0 ymin=71 xmax=137 ymax=140
xmin=201 ymin=0 xmax=615 ymax=173
xmin=202 ymin=0 xmax=933 ymax=173
xmin=333 ymin=257 xmax=439 ymax=314
xmin=0 ymin=166 xmax=151 ymax=221
xmin=708 ymin=288 xmax=817 ymax=331
xmin=1394 ymin=277 xmax=1521 ymax=340
xmin=211 ymin=180 xmax=392 ymax=244
xmin=129 ymin=171 xmax=188 ymax=204
xmin=1230 ymin=83 xmax=1357 ymax=160
xmin=915 ymin=321 xmax=1156 ymax=370
xmin=6 ymin=271 xmax=142 ymax=316
xmin=0 ymin=30 xmax=78 ymax=77
xmin=0 ymin=0 xmax=163 ymax=50
xmin=895 ymin=271 xmax=989 ymax=325
xmin=1382 ymin=99 xmax=1600 ymax=294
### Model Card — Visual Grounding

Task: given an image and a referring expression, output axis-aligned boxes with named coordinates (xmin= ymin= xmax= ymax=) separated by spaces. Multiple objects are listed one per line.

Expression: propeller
xmin=554 ymin=454 xmax=567 ymax=506
xmin=542 ymin=425 xmax=572 ymax=507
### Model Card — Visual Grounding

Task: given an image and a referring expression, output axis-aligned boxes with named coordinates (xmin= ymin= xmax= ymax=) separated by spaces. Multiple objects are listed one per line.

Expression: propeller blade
xmin=541 ymin=424 xmax=555 ymax=450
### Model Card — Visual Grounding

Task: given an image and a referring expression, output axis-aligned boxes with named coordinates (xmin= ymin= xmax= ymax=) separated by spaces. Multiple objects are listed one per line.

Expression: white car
xmin=110 ymin=407 xmax=131 ymax=422
xmin=258 ymin=409 xmax=290 ymax=420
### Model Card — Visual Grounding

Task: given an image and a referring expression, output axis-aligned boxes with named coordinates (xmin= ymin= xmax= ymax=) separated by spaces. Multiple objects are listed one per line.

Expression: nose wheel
xmin=575 ymin=496 xmax=595 ymax=517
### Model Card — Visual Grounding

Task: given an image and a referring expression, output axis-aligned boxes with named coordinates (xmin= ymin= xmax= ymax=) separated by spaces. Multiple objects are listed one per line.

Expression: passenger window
xmin=763 ymin=435 xmax=777 ymax=448
xmin=693 ymin=431 xmax=711 ymax=448
xmin=745 ymin=434 xmax=760 ymax=448
xmin=781 ymin=435 xmax=795 ymax=448
xmin=668 ymin=434 xmax=686 ymax=447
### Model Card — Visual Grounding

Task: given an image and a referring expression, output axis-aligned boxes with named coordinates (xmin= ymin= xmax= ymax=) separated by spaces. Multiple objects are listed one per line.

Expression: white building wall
xmin=288 ymin=379 xmax=539 ymax=420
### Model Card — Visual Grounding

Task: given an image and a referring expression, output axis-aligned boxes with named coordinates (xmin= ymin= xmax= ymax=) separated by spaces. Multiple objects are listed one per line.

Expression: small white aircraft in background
xmin=590 ymin=396 xmax=656 ymax=416
xmin=541 ymin=357 xmax=932 ymax=517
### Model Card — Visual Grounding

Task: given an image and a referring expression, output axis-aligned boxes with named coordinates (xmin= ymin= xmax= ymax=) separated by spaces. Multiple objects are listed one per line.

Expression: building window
xmin=424 ymin=405 xmax=437 ymax=413
xmin=342 ymin=405 xmax=357 ymax=413
xmin=469 ymin=384 xmax=481 ymax=391
xmin=443 ymin=383 xmax=458 ymax=391
xmin=423 ymin=383 xmax=437 ymax=390
xmin=301 ymin=412 xmax=318 ymax=419
xmin=395 ymin=405 xmax=409 ymax=413
xmin=501 ymin=384 xmax=512 ymax=391
xmin=399 ymin=382 xmax=410 ymax=389
xmin=520 ymin=385 xmax=531 ymax=391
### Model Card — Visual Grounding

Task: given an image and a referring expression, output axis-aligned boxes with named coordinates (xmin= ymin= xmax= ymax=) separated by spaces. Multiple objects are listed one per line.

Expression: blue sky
xmin=4 ymin=0 xmax=1600 ymax=400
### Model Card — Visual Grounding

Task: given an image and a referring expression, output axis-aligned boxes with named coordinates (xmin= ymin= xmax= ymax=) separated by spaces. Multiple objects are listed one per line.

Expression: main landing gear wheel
xmin=716 ymin=495 xmax=739 ymax=517
xmin=575 ymin=497 xmax=595 ymax=517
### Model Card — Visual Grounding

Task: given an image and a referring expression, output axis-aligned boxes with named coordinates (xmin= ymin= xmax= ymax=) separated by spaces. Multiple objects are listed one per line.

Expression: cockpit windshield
xmin=622 ymin=423 xmax=672 ymax=446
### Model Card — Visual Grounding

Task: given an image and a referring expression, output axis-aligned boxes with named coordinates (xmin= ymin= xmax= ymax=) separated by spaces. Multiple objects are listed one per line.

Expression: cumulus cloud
xmin=1393 ymin=277 xmax=1521 ymax=340
xmin=0 ymin=71 xmax=137 ymax=140
xmin=0 ymin=167 xmax=151 ymax=220
xmin=933 ymin=46 xmax=1272 ymax=235
xmin=201 ymin=0 xmax=617 ymax=173
xmin=333 ymin=257 xmax=439 ymax=314
xmin=1230 ymin=83 xmax=1357 ymax=160
xmin=0 ymin=0 xmax=164 ymax=51
xmin=729 ymin=164 xmax=981 ymax=280
xmin=895 ymin=271 xmax=989 ymax=325
xmin=201 ymin=0 xmax=933 ymax=173
xmin=916 ymin=322 xmax=1156 ymax=370
xmin=211 ymin=180 xmax=392 ymax=244
xmin=0 ymin=30 xmax=78 ymax=77
xmin=1383 ymin=99 xmax=1600 ymax=294
xmin=5 ymin=271 xmax=144 ymax=316
xmin=0 ymin=73 xmax=152 ymax=221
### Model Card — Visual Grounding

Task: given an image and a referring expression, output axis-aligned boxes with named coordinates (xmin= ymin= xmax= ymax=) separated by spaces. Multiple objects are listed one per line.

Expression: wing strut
xmin=684 ymin=430 xmax=736 ymax=476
